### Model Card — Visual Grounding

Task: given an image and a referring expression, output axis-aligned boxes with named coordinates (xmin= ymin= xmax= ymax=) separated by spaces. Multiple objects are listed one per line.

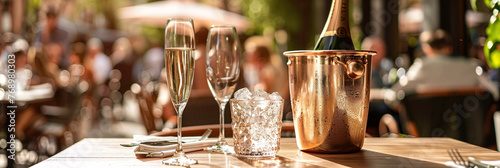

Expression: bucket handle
xmin=333 ymin=55 xmax=367 ymax=79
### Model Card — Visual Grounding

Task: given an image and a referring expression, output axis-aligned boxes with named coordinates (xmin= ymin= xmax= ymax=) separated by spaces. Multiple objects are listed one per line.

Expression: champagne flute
xmin=163 ymin=18 xmax=197 ymax=166
xmin=204 ymin=26 xmax=241 ymax=153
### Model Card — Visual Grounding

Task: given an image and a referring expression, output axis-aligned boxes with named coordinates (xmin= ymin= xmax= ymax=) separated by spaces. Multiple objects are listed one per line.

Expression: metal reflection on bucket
xmin=284 ymin=50 xmax=376 ymax=153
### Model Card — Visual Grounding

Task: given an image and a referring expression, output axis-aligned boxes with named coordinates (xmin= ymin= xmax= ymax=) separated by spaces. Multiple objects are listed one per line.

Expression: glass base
xmin=162 ymin=155 xmax=197 ymax=166
xmin=204 ymin=141 xmax=234 ymax=154
xmin=235 ymin=152 xmax=277 ymax=159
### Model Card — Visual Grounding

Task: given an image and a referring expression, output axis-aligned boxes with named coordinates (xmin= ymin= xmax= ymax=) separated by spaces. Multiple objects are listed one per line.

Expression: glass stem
xmin=176 ymin=109 xmax=183 ymax=153
xmin=219 ymin=103 xmax=226 ymax=142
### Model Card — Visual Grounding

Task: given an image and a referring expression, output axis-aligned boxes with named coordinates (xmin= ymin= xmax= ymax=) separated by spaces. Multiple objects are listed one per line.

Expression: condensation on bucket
xmin=284 ymin=50 xmax=375 ymax=153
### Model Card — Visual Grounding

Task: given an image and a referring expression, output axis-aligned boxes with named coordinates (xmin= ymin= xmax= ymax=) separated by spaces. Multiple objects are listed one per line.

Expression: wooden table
xmin=33 ymin=138 xmax=500 ymax=167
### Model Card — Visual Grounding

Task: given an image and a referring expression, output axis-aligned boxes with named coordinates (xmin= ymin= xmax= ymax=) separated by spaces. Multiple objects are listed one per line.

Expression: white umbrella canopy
xmin=119 ymin=0 xmax=251 ymax=32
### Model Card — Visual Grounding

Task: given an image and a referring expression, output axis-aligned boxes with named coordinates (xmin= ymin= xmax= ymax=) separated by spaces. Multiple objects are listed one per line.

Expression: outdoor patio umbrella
xmin=119 ymin=0 xmax=251 ymax=32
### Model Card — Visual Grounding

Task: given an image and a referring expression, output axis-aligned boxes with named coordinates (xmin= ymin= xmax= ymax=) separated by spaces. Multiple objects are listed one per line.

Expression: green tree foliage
xmin=240 ymin=0 xmax=301 ymax=36
xmin=484 ymin=0 xmax=500 ymax=68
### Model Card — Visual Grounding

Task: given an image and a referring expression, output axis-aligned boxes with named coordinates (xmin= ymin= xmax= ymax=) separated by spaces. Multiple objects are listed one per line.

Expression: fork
xmin=447 ymin=148 xmax=497 ymax=168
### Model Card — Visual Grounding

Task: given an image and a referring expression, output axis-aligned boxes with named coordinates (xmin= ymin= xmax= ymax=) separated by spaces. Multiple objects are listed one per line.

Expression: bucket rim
xmin=283 ymin=50 xmax=377 ymax=57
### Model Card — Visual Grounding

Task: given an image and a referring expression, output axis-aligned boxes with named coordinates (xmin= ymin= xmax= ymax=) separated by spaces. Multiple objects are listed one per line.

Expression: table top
xmin=33 ymin=137 xmax=500 ymax=168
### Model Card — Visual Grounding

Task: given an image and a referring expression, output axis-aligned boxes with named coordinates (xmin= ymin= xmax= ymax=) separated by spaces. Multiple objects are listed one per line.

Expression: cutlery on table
xmin=447 ymin=148 xmax=499 ymax=168
xmin=120 ymin=129 xmax=212 ymax=147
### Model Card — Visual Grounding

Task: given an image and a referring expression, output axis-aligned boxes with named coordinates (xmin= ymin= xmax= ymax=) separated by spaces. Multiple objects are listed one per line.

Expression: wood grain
xmin=33 ymin=138 xmax=500 ymax=168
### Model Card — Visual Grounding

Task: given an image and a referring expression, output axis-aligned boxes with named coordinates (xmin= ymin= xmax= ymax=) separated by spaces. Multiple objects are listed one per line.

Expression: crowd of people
xmin=1 ymin=2 xmax=499 ymax=166
xmin=0 ymin=4 xmax=292 ymax=163
xmin=363 ymin=30 xmax=499 ymax=141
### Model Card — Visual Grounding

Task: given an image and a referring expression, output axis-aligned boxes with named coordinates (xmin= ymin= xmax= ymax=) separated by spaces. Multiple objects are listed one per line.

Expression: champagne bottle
xmin=314 ymin=0 xmax=354 ymax=50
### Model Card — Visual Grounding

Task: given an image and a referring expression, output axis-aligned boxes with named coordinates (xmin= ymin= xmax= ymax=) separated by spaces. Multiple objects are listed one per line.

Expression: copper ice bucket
xmin=284 ymin=50 xmax=375 ymax=153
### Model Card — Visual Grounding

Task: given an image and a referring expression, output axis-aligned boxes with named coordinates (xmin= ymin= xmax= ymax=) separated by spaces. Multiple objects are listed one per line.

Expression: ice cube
xmin=234 ymin=88 xmax=252 ymax=100
xmin=252 ymin=89 xmax=270 ymax=100
xmin=252 ymin=100 xmax=270 ymax=115
xmin=269 ymin=92 xmax=282 ymax=101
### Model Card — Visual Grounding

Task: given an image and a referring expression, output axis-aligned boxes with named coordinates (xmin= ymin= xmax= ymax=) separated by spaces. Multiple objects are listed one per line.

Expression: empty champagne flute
xmin=162 ymin=18 xmax=197 ymax=166
xmin=204 ymin=26 xmax=241 ymax=153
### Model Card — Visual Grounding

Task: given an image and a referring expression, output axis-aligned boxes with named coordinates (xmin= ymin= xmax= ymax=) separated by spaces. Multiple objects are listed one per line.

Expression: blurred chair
xmin=378 ymin=114 xmax=400 ymax=137
xmin=160 ymin=90 xmax=231 ymax=129
xmin=151 ymin=122 xmax=295 ymax=137
xmin=399 ymin=88 xmax=496 ymax=147
xmin=28 ymin=80 xmax=90 ymax=157
xmin=133 ymin=83 xmax=158 ymax=134
xmin=180 ymin=91 xmax=231 ymax=127
xmin=135 ymin=84 xmax=227 ymax=134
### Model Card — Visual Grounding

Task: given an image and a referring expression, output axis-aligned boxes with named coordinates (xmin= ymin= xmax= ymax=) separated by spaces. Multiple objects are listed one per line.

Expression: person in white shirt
xmin=85 ymin=38 xmax=111 ymax=86
xmin=142 ymin=44 xmax=164 ymax=81
xmin=391 ymin=30 xmax=498 ymax=100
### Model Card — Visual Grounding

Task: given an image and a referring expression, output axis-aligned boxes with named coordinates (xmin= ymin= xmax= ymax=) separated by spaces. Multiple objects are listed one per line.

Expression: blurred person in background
xmin=243 ymin=36 xmax=288 ymax=97
xmin=10 ymin=38 xmax=41 ymax=140
xmin=0 ymin=33 xmax=19 ymax=74
xmin=31 ymin=48 xmax=55 ymax=88
xmin=32 ymin=6 xmax=70 ymax=69
xmin=362 ymin=36 xmax=399 ymax=136
xmin=85 ymin=38 xmax=111 ymax=86
xmin=42 ymin=42 xmax=63 ymax=86
xmin=361 ymin=36 xmax=393 ymax=88
xmin=391 ymin=30 xmax=498 ymax=100
xmin=69 ymin=42 xmax=87 ymax=66
xmin=111 ymin=37 xmax=135 ymax=94
xmin=11 ymin=39 xmax=31 ymax=90
xmin=68 ymin=42 xmax=93 ymax=93
xmin=142 ymin=41 xmax=164 ymax=81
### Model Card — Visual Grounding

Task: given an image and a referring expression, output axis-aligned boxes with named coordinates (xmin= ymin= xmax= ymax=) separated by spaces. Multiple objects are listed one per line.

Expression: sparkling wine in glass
xmin=204 ymin=26 xmax=241 ymax=153
xmin=162 ymin=18 xmax=197 ymax=166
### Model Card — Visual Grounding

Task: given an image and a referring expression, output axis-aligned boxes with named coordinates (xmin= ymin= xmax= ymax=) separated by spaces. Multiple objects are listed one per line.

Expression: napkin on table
xmin=134 ymin=139 xmax=217 ymax=158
